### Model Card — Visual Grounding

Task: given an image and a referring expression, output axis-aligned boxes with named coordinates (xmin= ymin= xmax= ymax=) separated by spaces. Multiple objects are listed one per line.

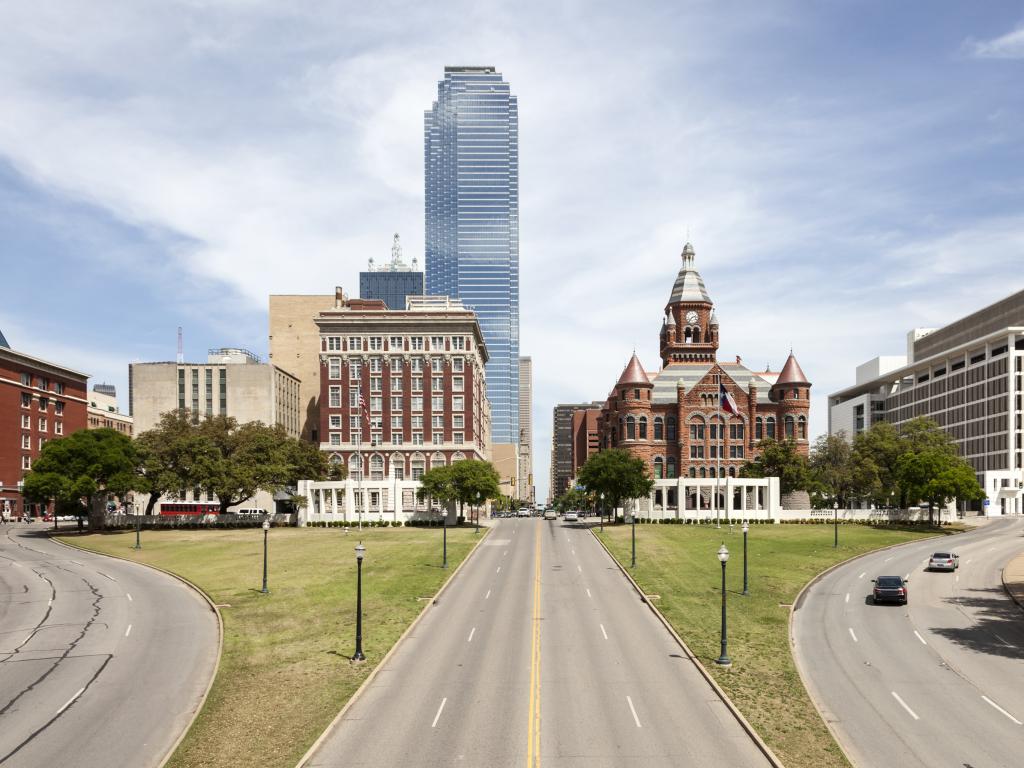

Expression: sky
xmin=2 ymin=1 xmax=1023 ymax=503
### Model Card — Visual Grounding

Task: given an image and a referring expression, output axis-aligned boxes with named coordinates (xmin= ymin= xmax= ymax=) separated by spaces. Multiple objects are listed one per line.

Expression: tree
xmin=418 ymin=465 xmax=457 ymax=519
xmin=135 ymin=411 xmax=213 ymax=515
xmin=896 ymin=446 xmax=983 ymax=524
xmin=850 ymin=421 xmax=902 ymax=505
xmin=577 ymin=449 xmax=654 ymax=521
xmin=450 ymin=460 xmax=502 ymax=526
xmin=555 ymin=487 xmax=592 ymax=514
xmin=739 ymin=438 xmax=810 ymax=494
xmin=23 ymin=429 xmax=139 ymax=529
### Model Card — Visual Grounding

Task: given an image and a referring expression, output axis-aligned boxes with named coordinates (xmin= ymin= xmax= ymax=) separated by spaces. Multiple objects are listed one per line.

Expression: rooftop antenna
xmin=177 ymin=327 xmax=184 ymax=364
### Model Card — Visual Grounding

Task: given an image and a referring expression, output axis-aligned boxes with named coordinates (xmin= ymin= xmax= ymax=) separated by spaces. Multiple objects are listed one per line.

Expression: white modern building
xmin=829 ymin=289 xmax=1024 ymax=516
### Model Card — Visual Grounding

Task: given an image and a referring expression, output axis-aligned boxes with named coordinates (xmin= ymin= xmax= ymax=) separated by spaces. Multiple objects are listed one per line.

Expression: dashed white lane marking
xmin=891 ymin=691 xmax=920 ymax=721
xmin=56 ymin=687 xmax=85 ymax=716
xmin=914 ymin=630 xmax=927 ymax=645
xmin=955 ymin=574 xmax=959 ymax=584
xmin=600 ymin=624 xmax=609 ymax=640
xmin=467 ymin=627 xmax=475 ymax=643
xmin=577 ymin=565 xmax=582 ymax=573
xmin=125 ymin=624 xmax=132 ymax=638
xmin=967 ymin=559 xmax=972 ymax=566
xmin=586 ymin=588 xmax=592 ymax=598
xmin=884 ymin=556 xmax=893 ymax=563
xmin=848 ymin=627 xmax=858 ymax=642
xmin=982 ymin=695 xmax=1022 ymax=725
xmin=904 ymin=573 xmax=910 ymax=581
xmin=859 ymin=572 xmax=865 ymax=579
xmin=845 ymin=593 xmax=850 ymax=603
xmin=47 ymin=598 xmax=52 ymax=607
xmin=99 ymin=572 xmax=116 ymax=582
xmin=572 ymin=549 xmax=576 ymax=556
xmin=503 ymin=550 xmax=507 ymax=557
xmin=10 ymin=562 xmax=21 ymax=568
xmin=431 ymin=697 xmax=447 ymax=728
xmin=485 ymin=589 xmax=491 ymax=600
xmin=496 ymin=567 xmax=501 ymax=574
xmin=626 ymin=696 xmax=642 ymax=728
xmin=70 ymin=561 xmax=83 ymax=566
xmin=126 ymin=593 xmax=133 ymax=602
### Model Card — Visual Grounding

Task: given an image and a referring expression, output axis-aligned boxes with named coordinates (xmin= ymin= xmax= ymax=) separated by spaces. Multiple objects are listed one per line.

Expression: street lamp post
xmin=260 ymin=518 xmax=270 ymax=594
xmin=599 ymin=493 xmax=604 ymax=533
xmin=741 ymin=521 xmax=749 ymax=596
xmin=631 ymin=504 xmax=637 ymax=569
xmin=833 ymin=501 xmax=839 ymax=549
xmin=134 ymin=512 xmax=142 ymax=550
xmin=715 ymin=544 xmax=731 ymax=667
xmin=353 ymin=542 xmax=366 ymax=661
xmin=442 ymin=520 xmax=448 ymax=569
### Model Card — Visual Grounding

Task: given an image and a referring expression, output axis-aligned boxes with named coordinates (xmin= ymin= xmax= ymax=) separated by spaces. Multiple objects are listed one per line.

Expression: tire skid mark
xmin=0 ymin=571 xmax=56 ymax=663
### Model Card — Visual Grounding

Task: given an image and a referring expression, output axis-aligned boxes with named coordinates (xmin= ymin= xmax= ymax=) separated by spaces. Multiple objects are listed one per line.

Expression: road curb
xmin=1000 ymin=551 xmax=1024 ymax=612
xmin=294 ymin=525 xmax=492 ymax=768
xmin=590 ymin=529 xmax=785 ymax=768
xmin=50 ymin=532 xmax=224 ymax=768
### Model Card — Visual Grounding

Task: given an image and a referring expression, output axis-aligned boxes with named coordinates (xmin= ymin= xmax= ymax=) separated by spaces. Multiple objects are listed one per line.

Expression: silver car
xmin=928 ymin=552 xmax=959 ymax=571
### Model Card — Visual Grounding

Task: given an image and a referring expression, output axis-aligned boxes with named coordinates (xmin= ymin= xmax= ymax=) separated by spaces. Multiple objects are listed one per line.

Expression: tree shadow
xmin=929 ymin=586 xmax=1024 ymax=661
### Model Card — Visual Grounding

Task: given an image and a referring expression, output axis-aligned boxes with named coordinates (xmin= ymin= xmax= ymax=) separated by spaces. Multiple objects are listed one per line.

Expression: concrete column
xmin=331 ymin=488 xmax=338 ymax=516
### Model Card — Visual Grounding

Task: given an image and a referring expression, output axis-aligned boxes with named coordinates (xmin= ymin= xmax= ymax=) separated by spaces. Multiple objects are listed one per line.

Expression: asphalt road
xmin=304 ymin=517 xmax=770 ymax=768
xmin=0 ymin=523 xmax=219 ymax=768
xmin=792 ymin=517 xmax=1024 ymax=768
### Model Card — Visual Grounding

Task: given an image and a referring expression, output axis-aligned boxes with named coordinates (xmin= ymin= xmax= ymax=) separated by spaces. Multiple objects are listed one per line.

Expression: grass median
xmin=59 ymin=525 xmax=481 ymax=768
xmin=596 ymin=521 xmax=962 ymax=768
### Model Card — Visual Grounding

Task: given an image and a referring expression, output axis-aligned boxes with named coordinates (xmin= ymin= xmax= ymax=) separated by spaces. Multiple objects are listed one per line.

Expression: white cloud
xmin=967 ymin=24 xmax=1024 ymax=59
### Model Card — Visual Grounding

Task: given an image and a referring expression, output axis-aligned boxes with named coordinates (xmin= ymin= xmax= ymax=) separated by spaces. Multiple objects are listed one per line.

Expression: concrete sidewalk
xmin=1003 ymin=551 xmax=1024 ymax=610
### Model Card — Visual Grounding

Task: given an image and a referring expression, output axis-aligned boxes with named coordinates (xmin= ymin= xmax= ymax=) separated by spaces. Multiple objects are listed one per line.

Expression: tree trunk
xmin=87 ymin=495 xmax=106 ymax=531
xmin=145 ymin=492 xmax=160 ymax=516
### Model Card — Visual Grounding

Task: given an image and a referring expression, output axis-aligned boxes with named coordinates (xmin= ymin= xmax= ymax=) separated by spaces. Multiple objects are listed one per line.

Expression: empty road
xmin=0 ymin=524 xmax=219 ymax=767
xmin=304 ymin=517 xmax=770 ymax=768
xmin=792 ymin=517 xmax=1024 ymax=768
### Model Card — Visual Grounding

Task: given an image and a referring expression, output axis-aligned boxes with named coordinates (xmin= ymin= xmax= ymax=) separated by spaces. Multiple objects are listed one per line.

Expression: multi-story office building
xmin=425 ymin=66 xmax=519 ymax=447
xmin=129 ymin=348 xmax=301 ymax=437
xmin=359 ymin=234 xmax=424 ymax=311
xmin=0 ymin=333 xmax=89 ymax=518
xmin=829 ymin=288 xmax=1024 ymax=515
xmin=517 ymin=356 xmax=533 ymax=503
xmin=314 ymin=294 xmax=491 ymax=486
xmin=571 ymin=407 xmax=602 ymax=480
xmin=87 ymin=384 xmax=133 ymax=436
xmin=269 ymin=292 xmax=338 ymax=442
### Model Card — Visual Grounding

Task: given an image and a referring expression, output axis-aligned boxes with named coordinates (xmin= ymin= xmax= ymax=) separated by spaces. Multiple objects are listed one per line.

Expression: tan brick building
xmin=598 ymin=242 xmax=811 ymax=509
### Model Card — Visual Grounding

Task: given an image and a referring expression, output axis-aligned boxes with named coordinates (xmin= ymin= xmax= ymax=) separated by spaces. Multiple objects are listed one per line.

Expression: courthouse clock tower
xmin=660 ymin=242 xmax=719 ymax=365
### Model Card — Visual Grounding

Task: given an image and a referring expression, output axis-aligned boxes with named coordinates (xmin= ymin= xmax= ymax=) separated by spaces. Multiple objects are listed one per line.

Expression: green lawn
xmin=596 ymin=521 xmax=962 ymax=768
xmin=59 ymin=525 xmax=481 ymax=768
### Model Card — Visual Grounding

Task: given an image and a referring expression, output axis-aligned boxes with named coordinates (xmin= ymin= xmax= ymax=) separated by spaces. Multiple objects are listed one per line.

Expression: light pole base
xmin=351 ymin=652 xmax=366 ymax=662
xmin=714 ymin=656 xmax=732 ymax=667
xmin=260 ymin=588 xmax=269 ymax=595
xmin=741 ymin=590 xmax=749 ymax=596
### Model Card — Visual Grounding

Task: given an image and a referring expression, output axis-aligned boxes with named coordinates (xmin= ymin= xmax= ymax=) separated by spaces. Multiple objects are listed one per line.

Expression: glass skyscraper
xmin=425 ymin=66 xmax=519 ymax=444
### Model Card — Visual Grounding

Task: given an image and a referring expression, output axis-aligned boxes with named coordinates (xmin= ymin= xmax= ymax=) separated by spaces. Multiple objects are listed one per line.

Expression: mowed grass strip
xmin=597 ymin=522 xmax=960 ymax=768
xmin=60 ymin=526 xmax=480 ymax=768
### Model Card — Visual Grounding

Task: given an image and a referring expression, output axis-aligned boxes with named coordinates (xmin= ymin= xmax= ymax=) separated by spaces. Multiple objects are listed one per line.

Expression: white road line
xmin=572 ymin=549 xmax=576 ymax=556
xmin=914 ymin=630 xmax=927 ymax=645
xmin=967 ymin=559 xmax=972 ymax=566
xmin=626 ymin=695 xmax=642 ymax=728
xmin=577 ymin=565 xmax=582 ymax=573
xmin=99 ymin=572 xmax=116 ymax=582
xmin=126 ymin=593 xmax=133 ymax=602
xmin=955 ymin=574 xmax=959 ymax=583
xmin=848 ymin=627 xmax=858 ymax=642
xmin=11 ymin=562 xmax=21 ymax=568
xmin=982 ymin=695 xmax=1023 ymax=725
xmin=496 ymin=567 xmax=501 ymax=574
xmin=586 ymin=588 xmax=592 ymax=598
xmin=70 ymin=560 xmax=83 ymax=566
xmin=431 ymin=697 xmax=447 ymax=728
xmin=467 ymin=627 xmax=475 ymax=643
xmin=47 ymin=598 xmax=52 ymax=607
xmin=503 ymin=550 xmax=507 ymax=557
xmin=884 ymin=556 xmax=893 ymax=562
xmin=600 ymin=624 xmax=608 ymax=640
xmin=891 ymin=691 xmax=920 ymax=721
xmin=56 ymin=687 xmax=85 ymax=716
xmin=904 ymin=573 xmax=910 ymax=581
xmin=485 ymin=590 xmax=491 ymax=600
xmin=845 ymin=593 xmax=850 ymax=603
xmin=859 ymin=572 xmax=865 ymax=579
xmin=125 ymin=624 xmax=132 ymax=638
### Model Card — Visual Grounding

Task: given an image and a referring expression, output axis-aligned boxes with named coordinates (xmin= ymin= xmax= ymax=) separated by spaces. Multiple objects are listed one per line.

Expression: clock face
xmin=686 ymin=311 xmax=699 ymax=324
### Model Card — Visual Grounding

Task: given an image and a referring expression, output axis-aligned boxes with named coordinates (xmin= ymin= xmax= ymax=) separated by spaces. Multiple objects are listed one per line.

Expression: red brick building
xmin=314 ymin=293 xmax=491 ymax=481
xmin=571 ymin=407 xmax=601 ymax=479
xmin=599 ymin=242 xmax=811 ymax=500
xmin=0 ymin=337 xmax=89 ymax=518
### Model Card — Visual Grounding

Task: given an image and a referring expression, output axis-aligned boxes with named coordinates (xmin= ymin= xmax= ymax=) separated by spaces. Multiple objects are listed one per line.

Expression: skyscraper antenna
xmin=177 ymin=327 xmax=184 ymax=364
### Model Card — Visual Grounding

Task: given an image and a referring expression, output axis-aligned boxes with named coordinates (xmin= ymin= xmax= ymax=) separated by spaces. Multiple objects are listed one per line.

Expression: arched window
xmin=411 ymin=453 xmax=426 ymax=480
xmin=792 ymin=389 xmax=799 ymax=400
xmin=785 ymin=415 xmax=795 ymax=439
xmin=798 ymin=416 xmax=807 ymax=440
xmin=700 ymin=467 xmax=707 ymax=478
xmin=688 ymin=466 xmax=696 ymax=478
xmin=451 ymin=451 xmax=466 ymax=462
xmin=755 ymin=417 xmax=763 ymax=440
xmin=430 ymin=452 xmax=446 ymax=470
xmin=370 ymin=454 xmax=384 ymax=481
xmin=390 ymin=453 xmax=405 ymax=480
xmin=639 ymin=416 xmax=648 ymax=439
xmin=626 ymin=415 xmax=636 ymax=440
xmin=653 ymin=456 xmax=664 ymax=479
xmin=667 ymin=456 xmax=677 ymax=478
xmin=766 ymin=416 xmax=776 ymax=439
xmin=666 ymin=416 xmax=677 ymax=441
xmin=654 ymin=417 xmax=664 ymax=440
xmin=728 ymin=466 xmax=736 ymax=478
xmin=684 ymin=327 xmax=693 ymax=344
xmin=349 ymin=454 xmax=363 ymax=480
xmin=329 ymin=453 xmax=343 ymax=468
xmin=693 ymin=327 xmax=701 ymax=343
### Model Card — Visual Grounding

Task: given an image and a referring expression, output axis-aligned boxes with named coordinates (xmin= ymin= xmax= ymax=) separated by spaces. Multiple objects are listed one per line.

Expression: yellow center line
xmin=526 ymin=522 xmax=542 ymax=767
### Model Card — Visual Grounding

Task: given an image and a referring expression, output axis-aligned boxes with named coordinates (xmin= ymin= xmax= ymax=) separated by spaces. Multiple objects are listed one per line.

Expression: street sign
xmin=983 ymin=499 xmax=990 ymax=506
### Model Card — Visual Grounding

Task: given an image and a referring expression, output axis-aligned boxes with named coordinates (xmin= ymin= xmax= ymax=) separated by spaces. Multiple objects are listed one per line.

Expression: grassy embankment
xmin=597 ymin=521 xmax=962 ymax=768
xmin=61 ymin=525 xmax=480 ymax=768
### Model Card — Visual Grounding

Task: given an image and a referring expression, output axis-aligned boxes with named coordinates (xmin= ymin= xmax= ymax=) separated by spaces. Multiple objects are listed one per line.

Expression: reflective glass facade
xmin=425 ymin=66 xmax=519 ymax=444
xmin=359 ymin=271 xmax=424 ymax=311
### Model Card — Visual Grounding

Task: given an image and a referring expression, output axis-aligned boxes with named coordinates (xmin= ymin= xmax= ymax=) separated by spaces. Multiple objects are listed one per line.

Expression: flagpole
xmin=716 ymin=372 xmax=721 ymax=529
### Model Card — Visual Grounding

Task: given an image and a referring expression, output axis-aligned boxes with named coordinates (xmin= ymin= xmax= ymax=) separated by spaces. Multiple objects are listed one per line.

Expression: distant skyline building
xmin=425 ymin=65 xmax=520 ymax=445
xmin=518 ymin=355 xmax=533 ymax=503
xmin=359 ymin=233 xmax=424 ymax=311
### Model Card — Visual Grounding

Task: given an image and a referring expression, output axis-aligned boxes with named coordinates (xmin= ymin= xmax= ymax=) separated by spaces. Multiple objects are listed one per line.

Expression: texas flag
xmin=719 ymin=381 xmax=740 ymax=416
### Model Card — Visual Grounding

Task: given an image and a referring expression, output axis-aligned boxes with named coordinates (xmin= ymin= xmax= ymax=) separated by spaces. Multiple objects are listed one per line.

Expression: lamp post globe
xmin=353 ymin=543 xmax=366 ymax=661
xmin=716 ymin=544 xmax=731 ymax=666
xmin=833 ymin=501 xmax=839 ymax=549
xmin=741 ymin=522 xmax=749 ymax=596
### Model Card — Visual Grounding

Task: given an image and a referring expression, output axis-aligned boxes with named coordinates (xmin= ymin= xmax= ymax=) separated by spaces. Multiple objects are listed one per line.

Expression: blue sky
xmin=2 ymin=1 xmax=1023 ymax=501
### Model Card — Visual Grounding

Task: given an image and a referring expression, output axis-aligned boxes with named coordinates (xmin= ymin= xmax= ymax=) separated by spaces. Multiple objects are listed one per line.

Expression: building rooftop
xmin=667 ymin=242 xmax=712 ymax=305
xmin=651 ymin=362 xmax=777 ymax=405
xmin=0 ymin=328 xmax=8 ymax=348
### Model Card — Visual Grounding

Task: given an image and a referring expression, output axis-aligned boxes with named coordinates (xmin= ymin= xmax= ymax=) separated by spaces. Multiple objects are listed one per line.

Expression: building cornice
xmin=0 ymin=348 xmax=89 ymax=380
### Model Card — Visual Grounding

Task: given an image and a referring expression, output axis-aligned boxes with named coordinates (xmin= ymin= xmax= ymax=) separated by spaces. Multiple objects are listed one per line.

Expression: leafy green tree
xmin=850 ymin=421 xmax=902 ymax=505
xmin=739 ymin=438 xmax=810 ymax=494
xmin=577 ymin=449 xmax=654 ymax=521
xmin=418 ymin=465 xmax=457 ymax=519
xmin=555 ymin=487 xmax=592 ymax=513
xmin=23 ymin=429 xmax=139 ymax=529
xmin=135 ymin=411 xmax=213 ymax=515
xmin=450 ymin=460 xmax=502 ymax=526
xmin=896 ymin=446 xmax=983 ymax=524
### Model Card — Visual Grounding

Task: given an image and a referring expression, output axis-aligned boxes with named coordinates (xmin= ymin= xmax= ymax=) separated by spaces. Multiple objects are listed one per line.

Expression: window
xmin=453 ymin=414 xmax=464 ymax=429
xmin=371 ymin=432 xmax=383 ymax=447
xmin=729 ymin=423 xmax=745 ymax=440
xmin=431 ymin=396 xmax=444 ymax=411
xmin=453 ymin=432 xmax=464 ymax=444
xmin=667 ymin=457 xmax=677 ymax=478
xmin=412 ymin=416 xmax=424 ymax=429
xmin=391 ymin=434 xmax=404 ymax=446
xmin=653 ymin=457 xmax=664 ymax=479
xmin=755 ymin=417 xmax=763 ymax=440
xmin=452 ymin=357 xmax=464 ymax=372
xmin=370 ymin=396 xmax=383 ymax=412
xmin=654 ymin=417 xmax=664 ymax=440
xmin=411 ymin=455 xmax=426 ymax=479
xmin=329 ymin=358 xmax=341 ymax=379
xmin=349 ymin=360 xmax=361 ymax=379
xmin=329 ymin=386 xmax=341 ymax=408
xmin=55 ymin=421 xmax=63 ymax=435
xmin=432 ymin=433 xmax=443 ymax=445
xmin=370 ymin=378 xmax=382 ymax=392
xmin=390 ymin=358 xmax=403 ymax=374
xmin=452 ymin=396 xmax=464 ymax=411
xmin=21 ymin=434 xmax=30 ymax=449
xmin=452 ymin=337 xmax=465 ymax=350
xmin=349 ymin=388 xmax=361 ymax=408
xmin=370 ymin=357 xmax=383 ymax=373
xmin=20 ymin=372 xmax=31 ymax=386
xmin=329 ymin=415 xmax=342 ymax=429
xmin=55 ymin=382 xmax=65 ymax=395
xmin=21 ymin=393 xmax=31 ymax=408
xmin=391 ymin=377 xmax=403 ymax=393
xmin=430 ymin=336 xmax=445 ymax=351
xmin=370 ymin=455 xmax=384 ymax=480
xmin=690 ymin=423 xmax=704 ymax=440
xmin=432 ymin=376 xmax=444 ymax=390
xmin=412 ymin=397 xmax=424 ymax=411
xmin=55 ymin=402 xmax=64 ymax=416
xmin=391 ymin=415 xmax=403 ymax=431
xmin=785 ymin=415 xmax=795 ymax=438
xmin=369 ymin=337 xmax=383 ymax=351
xmin=38 ymin=418 xmax=47 ymax=432
xmin=666 ymin=416 xmax=677 ymax=441
xmin=453 ymin=376 xmax=464 ymax=392
xmin=730 ymin=445 xmax=745 ymax=458
xmin=639 ymin=416 xmax=647 ymax=439
xmin=432 ymin=415 xmax=444 ymax=430
xmin=431 ymin=453 xmax=446 ymax=469
xmin=798 ymin=417 xmax=807 ymax=440
xmin=410 ymin=337 xmax=424 ymax=351
xmin=626 ymin=416 xmax=636 ymax=440
xmin=690 ymin=445 xmax=704 ymax=458
xmin=22 ymin=456 xmax=31 ymax=470
xmin=348 ymin=336 xmax=363 ymax=351
xmin=39 ymin=377 xmax=49 ymax=390
xmin=412 ymin=432 xmax=424 ymax=445
xmin=412 ymin=377 xmax=423 ymax=392
xmin=391 ymin=455 xmax=405 ymax=479
xmin=391 ymin=397 xmax=403 ymax=411
xmin=431 ymin=358 xmax=443 ymax=373
xmin=329 ymin=432 xmax=341 ymax=446
xmin=766 ymin=417 xmax=776 ymax=439
xmin=349 ymin=455 xmax=363 ymax=480
xmin=21 ymin=414 xmax=30 ymax=428
xmin=411 ymin=358 xmax=423 ymax=373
